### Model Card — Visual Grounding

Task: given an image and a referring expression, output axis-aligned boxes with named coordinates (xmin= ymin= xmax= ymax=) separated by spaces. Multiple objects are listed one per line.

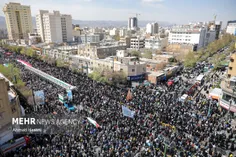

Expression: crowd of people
xmin=2 ymin=52 xmax=236 ymax=157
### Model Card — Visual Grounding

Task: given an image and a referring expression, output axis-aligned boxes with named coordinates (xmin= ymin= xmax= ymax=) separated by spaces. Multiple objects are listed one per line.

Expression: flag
xmin=87 ymin=117 xmax=100 ymax=128
xmin=16 ymin=59 xmax=32 ymax=67
xmin=122 ymin=105 xmax=135 ymax=118
xmin=126 ymin=89 xmax=132 ymax=101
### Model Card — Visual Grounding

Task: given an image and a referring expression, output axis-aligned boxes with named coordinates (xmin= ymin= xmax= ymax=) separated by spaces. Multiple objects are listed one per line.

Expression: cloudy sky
xmin=0 ymin=0 xmax=235 ymax=25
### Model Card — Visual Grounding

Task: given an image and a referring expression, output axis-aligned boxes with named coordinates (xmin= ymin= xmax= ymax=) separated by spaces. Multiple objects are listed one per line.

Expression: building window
xmin=230 ymin=58 xmax=234 ymax=62
xmin=229 ymin=67 xmax=233 ymax=70
xmin=120 ymin=68 xmax=123 ymax=71
xmin=228 ymin=74 xmax=231 ymax=78
xmin=132 ymin=69 xmax=135 ymax=72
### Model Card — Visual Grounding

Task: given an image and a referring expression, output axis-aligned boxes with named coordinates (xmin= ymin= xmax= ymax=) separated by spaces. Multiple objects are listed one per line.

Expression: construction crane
xmin=129 ymin=13 xmax=141 ymax=19
xmin=214 ymin=14 xmax=217 ymax=21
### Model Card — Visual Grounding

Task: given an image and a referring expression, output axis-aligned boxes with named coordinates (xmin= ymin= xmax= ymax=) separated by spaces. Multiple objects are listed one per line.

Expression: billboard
xmin=34 ymin=90 xmax=45 ymax=105
xmin=122 ymin=105 xmax=135 ymax=118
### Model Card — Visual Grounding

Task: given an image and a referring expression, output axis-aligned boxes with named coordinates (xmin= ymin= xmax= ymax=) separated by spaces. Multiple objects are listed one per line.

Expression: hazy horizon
xmin=0 ymin=0 xmax=235 ymax=26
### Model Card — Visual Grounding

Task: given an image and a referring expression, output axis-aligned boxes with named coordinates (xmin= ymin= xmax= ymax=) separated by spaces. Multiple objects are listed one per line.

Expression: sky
xmin=0 ymin=0 xmax=235 ymax=25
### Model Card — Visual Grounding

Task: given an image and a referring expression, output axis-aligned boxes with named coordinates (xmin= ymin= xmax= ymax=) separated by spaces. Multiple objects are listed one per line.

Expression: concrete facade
xmin=226 ymin=20 xmax=236 ymax=36
xmin=228 ymin=53 xmax=236 ymax=78
xmin=130 ymin=37 xmax=145 ymax=49
xmin=0 ymin=74 xmax=21 ymax=145
xmin=77 ymin=44 xmax=127 ymax=59
xmin=168 ymin=25 xmax=216 ymax=50
xmin=3 ymin=2 xmax=33 ymax=40
xmin=93 ymin=57 xmax=146 ymax=77
xmin=146 ymin=22 xmax=158 ymax=35
xmin=36 ymin=10 xmax=72 ymax=43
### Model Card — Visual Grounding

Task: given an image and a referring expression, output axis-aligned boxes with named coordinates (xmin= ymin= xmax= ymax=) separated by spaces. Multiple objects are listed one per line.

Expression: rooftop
xmin=221 ymin=79 xmax=236 ymax=95
xmin=0 ymin=73 xmax=14 ymax=86
xmin=140 ymin=58 xmax=163 ymax=64
xmin=146 ymin=70 xmax=165 ymax=77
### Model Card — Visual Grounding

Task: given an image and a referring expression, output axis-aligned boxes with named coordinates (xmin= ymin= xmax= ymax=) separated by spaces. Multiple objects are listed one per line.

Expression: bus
xmin=195 ymin=74 xmax=204 ymax=85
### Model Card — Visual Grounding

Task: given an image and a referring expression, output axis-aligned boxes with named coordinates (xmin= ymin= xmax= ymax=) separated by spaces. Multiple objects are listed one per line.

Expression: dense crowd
xmin=2 ymin=52 xmax=236 ymax=157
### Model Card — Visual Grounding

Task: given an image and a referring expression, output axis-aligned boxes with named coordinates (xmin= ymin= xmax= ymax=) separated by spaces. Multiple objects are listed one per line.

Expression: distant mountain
xmin=72 ymin=20 xmax=173 ymax=28
xmin=0 ymin=16 xmax=173 ymax=29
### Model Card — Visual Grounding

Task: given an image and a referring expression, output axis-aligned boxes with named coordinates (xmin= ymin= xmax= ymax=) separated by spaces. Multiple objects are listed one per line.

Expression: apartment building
xmin=220 ymin=77 xmax=236 ymax=113
xmin=36 ymin=10 xmax=72 ymax=43
xmin=109 ymin=28 xmax=119 ymax=36
xmin=145 ymin=36 xmax=168 ymax=50
xmin=76 ymin=34 xmax=100 ymax=43
xmin=226 ymin=20 xmax=236 ymax=36
xmin=119 ymin=37 xmax=131 ymax=48
xmin=146 ymin=22 xmax=159 ymax=35
xmin=228 ymin=53 xmax=236 ymax=78
xmin=77 ymin=43 xmax=127 ymax=59
xmin=3 ymin=2 xmax=33 ymax=40
xmin=93 ymin=56 xmax=146 ymax=80
xmin=168 ymin=24 xmax=216 ymax=50
xmin=0 ymin=74 xmax=21 ymax=145
xmin=130 ymin=37 xmax=145 ymax=49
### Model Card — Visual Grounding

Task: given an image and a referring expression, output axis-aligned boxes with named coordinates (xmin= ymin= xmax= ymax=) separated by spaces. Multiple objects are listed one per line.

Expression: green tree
xmin=56 ymin=59 xmax=65 ymax=67
xmin=20 ymin=47 xmax=26 ymax=55
xmin=229 ymin=42 xmax=236 ymax=52
xmin=184 ymin=51 xmax=197 ymax=68
xmin=130 ymin=51 xmax=141 ymax=58
xmin=25 ymin=48 xmax=36 ymax=57
xmin=168 ymin=57 xmax=177 ymax=62
xmin=16 ymin=46 xmax=23 ymax=54
xmin=142 ymin=51 xmax=152 ymax=59
xmin=113 ymin=35 xmax=120 ymax=41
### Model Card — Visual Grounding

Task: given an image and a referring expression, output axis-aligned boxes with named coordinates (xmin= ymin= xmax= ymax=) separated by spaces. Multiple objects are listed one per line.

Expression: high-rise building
xmin=61 ymin=14 xmax=73 ymax=43
xmin=168 ymin=24 xmax=216 ymax=50
xmin=146 ymin=23 xmax=152 ymax=34
xmin=3 ymin=2 xmax=33 ymax=40
xmin=36 ymin=10 xmax=72 ymax=43
xmin=128 ymin=17 xmax=138 ymax=31
xmin=146 ymin=22 xmax=159 ymax=35
xmin=226 ymin=20 xmax=236 ymax=36
xmin=208 ymin=21 xmax=222 ymax=39
xmin=36 ymin=10 xmax=49 ymax=42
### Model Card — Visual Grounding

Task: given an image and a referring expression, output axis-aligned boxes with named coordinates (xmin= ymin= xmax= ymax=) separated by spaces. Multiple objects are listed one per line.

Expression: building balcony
xmin=220 ymin=78 xmax=236 ymax=112
xmin=221 ymin=78 xmax=235 ymax=94
xmin=220 ymin=99 xmax=236 ymax=112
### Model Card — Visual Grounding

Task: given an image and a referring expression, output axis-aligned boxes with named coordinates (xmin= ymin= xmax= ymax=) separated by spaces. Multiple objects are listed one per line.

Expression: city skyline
xmin=0 ymin=0 xmax=235 ymax=26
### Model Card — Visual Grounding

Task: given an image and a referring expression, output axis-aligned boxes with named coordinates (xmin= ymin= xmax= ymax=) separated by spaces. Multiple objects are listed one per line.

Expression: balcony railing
xmin=221 ymin=78 xmax=235 ymax=95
